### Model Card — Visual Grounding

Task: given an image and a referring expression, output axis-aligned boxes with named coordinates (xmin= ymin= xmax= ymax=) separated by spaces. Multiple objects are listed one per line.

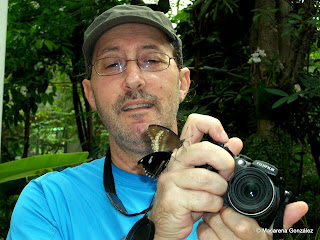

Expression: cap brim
xmin=83 ymin=16 xmax=177 ymax=69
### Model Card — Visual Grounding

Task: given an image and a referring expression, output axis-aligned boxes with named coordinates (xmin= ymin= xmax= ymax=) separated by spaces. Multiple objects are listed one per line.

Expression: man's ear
xmin=179 ymin=67 xmax=191 ymax=103
xmin=82 ymin=79 xmax=97 ymax=110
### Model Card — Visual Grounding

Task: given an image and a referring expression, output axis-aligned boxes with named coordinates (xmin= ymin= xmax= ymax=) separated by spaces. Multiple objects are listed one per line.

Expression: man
xmin=7 ymin=5 xmax=308 ymax=240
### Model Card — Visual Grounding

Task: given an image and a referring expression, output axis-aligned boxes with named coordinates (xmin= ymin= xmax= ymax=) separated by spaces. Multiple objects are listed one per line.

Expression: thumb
xmin=283 ymin=201 xmax=308 ymax=229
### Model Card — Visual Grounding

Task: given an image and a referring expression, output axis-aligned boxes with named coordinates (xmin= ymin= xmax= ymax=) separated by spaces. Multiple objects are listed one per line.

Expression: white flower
xmin=257 ymin=49 xmax=266 ymax=57
xmin=248 ymin=47 xmax=267 ymax=64
xmin=252 ymin=57 xmax=261 ymax=63
xmin=252 ymin=52 xmax=260 ymax=58
xmin=294 ymin=84 xmax=301 ymax=92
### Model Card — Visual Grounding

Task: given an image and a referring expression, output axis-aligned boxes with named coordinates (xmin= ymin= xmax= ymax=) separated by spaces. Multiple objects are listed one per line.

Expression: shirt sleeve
xmin=6 ymin=179 xmax=62 ymax=240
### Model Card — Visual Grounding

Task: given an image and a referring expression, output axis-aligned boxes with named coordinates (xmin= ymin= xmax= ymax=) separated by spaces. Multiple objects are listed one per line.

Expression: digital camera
xmin=200 ymin=143 xmax=291 ymax=228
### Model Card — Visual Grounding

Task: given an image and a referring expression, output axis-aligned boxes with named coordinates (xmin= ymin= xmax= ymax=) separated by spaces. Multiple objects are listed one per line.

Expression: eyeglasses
xmin=91 ymin=52 xmax=176 ymax=76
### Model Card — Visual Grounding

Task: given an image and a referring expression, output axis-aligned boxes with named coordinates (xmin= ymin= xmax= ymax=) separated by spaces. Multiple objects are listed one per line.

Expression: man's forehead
xmin=99 ymin=45 xmax=162 ymax=55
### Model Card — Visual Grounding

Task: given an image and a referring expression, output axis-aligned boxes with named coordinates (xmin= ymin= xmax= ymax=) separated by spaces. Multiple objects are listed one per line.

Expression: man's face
xmin=83 ymin=23 xmax=190 ymax=155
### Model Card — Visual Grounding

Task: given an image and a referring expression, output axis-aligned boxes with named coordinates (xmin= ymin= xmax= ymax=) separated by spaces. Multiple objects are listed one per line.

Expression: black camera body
xmin=200 ymin=144 xmax=291 ymax=228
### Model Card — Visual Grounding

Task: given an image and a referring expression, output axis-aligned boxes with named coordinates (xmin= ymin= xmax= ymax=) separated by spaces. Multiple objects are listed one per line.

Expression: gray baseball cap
xmin=82 ymin=5 xmax=182 ymax=72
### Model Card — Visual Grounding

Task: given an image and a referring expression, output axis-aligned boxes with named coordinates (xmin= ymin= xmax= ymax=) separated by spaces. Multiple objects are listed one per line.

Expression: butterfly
xmin=138 ymin=125 xmax=184 ymax=179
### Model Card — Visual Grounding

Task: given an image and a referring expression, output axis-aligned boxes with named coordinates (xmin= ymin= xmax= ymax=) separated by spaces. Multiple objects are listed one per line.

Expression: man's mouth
xmin=121 ymin=103 xmax=153 ymax=112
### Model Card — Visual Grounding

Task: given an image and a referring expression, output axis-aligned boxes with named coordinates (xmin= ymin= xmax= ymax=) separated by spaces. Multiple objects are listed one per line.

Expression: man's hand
xmin=197 ymin=202 xmax=308 ymax=240
xmin=149 ymin=113 xmax=243 ymax=239
xmin=148 ymin=113 xmax=308 ymax=240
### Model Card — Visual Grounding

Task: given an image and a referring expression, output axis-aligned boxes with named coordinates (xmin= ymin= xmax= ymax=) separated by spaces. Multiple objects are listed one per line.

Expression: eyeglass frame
xmin=89 ymin=52 xmax=178 ymax=77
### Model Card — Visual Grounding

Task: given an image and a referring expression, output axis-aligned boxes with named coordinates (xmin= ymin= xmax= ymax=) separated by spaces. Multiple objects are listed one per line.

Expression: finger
xmin=220 ymin=207 xmax=269 ymax=240
xmin=202 ymin=212 xmax=241 ymax=240
xmin=182 ymin=189 xmax=224 ymax=213
xmin=161 ymin=168 xmax=228 ymax=196
xmin=224 ymin=137 xmax=243 ymax=156
xmin=283 ymin=201 xmax=308 ymax=229
xmin=169 ymin=141 xmax=235 ymax=180
xmin=158 ymin=171 xmax=225 ymax=213
xmin=192 ymin=212 xmax=204 ymax=223
xmin=197 ymin=220 xmax=219 ymax=240
xmin=180 ymin=114 xmax=229 ymax=145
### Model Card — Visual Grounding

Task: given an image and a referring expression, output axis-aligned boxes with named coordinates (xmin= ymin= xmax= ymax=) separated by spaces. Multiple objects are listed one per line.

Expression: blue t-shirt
xmin=7 ymin=157 xmax=199 ymax=239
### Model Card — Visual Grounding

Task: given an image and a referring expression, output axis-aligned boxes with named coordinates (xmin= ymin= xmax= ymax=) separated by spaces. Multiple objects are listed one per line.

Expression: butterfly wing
xmin=138 ymin=151 xmax=172 ymax=179
xmin=140 ymin=125 xmax=183 ymax=179
xmin=147 ymin=125 xmax=182 ymax=152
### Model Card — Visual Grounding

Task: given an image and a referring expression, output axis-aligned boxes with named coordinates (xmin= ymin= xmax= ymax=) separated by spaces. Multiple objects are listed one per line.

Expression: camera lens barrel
xmin=198 ymin=143 xmax=287 ymax=228
xmin=227 ymin=168 xmax=276 ymax=217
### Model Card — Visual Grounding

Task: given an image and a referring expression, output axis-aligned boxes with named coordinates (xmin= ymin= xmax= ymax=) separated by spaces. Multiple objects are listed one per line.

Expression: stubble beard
xmin=95 ymin=88 xmax=180 ymax=155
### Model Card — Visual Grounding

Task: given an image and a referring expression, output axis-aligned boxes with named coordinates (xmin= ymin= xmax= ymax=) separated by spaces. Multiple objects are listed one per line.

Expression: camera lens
xmin=227 ymin=168 xmax=275 ymax=216
xmin=242 ymin=181 xmax=260 ymax=200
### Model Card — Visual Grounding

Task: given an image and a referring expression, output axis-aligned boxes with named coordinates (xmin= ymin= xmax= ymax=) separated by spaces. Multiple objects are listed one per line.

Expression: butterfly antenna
xmin=170 ymin=148 xmax=181 ymax=163
xmin=180 ymin=126 xmax=194 ymax=148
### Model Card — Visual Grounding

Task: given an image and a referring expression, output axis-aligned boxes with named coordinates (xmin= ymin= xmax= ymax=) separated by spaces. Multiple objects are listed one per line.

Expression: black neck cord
xmin=103 ymin=149 xmax=153 ymax=217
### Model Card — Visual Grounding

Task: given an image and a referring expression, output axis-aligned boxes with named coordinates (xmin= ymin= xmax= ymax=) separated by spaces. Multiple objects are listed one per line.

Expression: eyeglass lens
xmin=94 ymin=52 xmax=171 ymax=76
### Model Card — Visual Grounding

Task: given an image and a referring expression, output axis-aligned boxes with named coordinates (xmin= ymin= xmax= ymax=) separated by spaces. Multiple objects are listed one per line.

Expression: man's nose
xmin=122 ymin=60 xmax=146 ymax=91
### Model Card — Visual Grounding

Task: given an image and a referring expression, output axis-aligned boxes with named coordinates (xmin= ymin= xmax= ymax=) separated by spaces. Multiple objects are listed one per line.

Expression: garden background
xmin=0 ymin=0 xmax=319 ymax=239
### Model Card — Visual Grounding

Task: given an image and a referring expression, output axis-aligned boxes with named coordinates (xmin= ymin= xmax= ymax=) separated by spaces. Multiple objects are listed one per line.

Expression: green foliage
xmin=0 ymin=152 xmax=90 ymax=183
xmin=282 ymin=8 xmax=320 ymax=37
xmin=283 ymin=216 xmax=320 ymax=240
xmin=178 ymin=71 xmax=255 ymax=137
xmin=264 ymin=88 xmax=304 ymax=109
xmin=3 ymin=0 xmax=120 ymax=162
xmin=175 ymin=0 xmax=256 ymax=138
xmin=0 ymin=152 xmax=90 ymax=238
xmin=297 ymin=181 xmax=320 ymax=228
xmin=4 ymin=0 xmax=61 ymax=127
xmin=252 ymin=7 xmax=279 ymax=23
xmin=265 ymin=71 xmax=320 ymax=109
xmin=0 ymin=194 xmax=19 ymax=239
xmin=242 ymin=129 xmax=294 ymax=178
xmin=193 ymin=0 xmax=239 ymax=20
xmin=264 ymin=69 xmax=320 ymax=148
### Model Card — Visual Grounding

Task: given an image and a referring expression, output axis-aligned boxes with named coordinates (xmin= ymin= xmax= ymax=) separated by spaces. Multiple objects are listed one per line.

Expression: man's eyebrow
xmin=98 ymin=46 xmax=120 ymax=57
xmin=97 ymin=44 xmax=162 ymax=59
xmin=141 ymin=45 xmax=161 ymax=51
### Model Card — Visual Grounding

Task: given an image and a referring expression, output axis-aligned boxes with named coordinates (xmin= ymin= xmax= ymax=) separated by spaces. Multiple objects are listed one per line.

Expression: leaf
xmin=315 ymin=225 xmax=320 ymax=240
xmin=286 ymin=93 xmax=299 ymax=104
xmin=35 ymin=39 xmax=44 ymax=49
xmin=281 ymin=27 xmax=293 ymax=37
xmin=287 ymin=233 xmax=293 ymax=240
xmin=288 ymin=19 xmax=300 ymax=24
xmin=0 ymin=152 xmax=90 ymax=183
xmin=192 ymin=0 xmax=203 ymax=8
xmin=272 ymin=97 xmax=289 ymax=109
xmin=199 ymin=0 xmax=214 ymax=19
xmin=222 ymin=0 xmax=233 ymax=13
xmin=294 ymin=233 xmax=305 ymax=240
xmin=47 ymin=94 xmax=54 ymax=105
xmin=288 ymin=13 xmax=302 ymax=21
xmin=41 ymin=94 xmax=48 ymax=105
xmin=212 ymin=2 xmax=219 ymax=20
xmin=251 ymin=8 xmax=262 ymax=12
xmin=44 ymin=39 xmax=55 ymax=51
xmin=265 ymin=88 xmax=289 ymax=97
xmin=253 ymin=13 xmax=262 ymax=23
